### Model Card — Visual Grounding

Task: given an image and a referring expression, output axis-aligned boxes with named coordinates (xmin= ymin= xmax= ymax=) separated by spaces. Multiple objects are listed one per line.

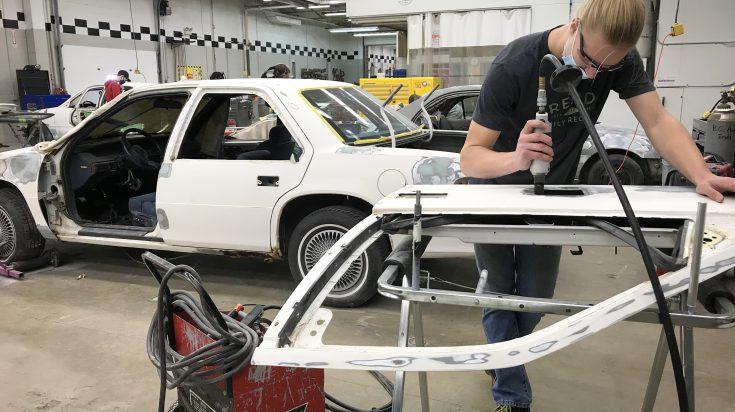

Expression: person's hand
xmin=512 ymin=119 xmax=553 ymax=171
xmin=695 ymin=173 xmax=735 ymax=202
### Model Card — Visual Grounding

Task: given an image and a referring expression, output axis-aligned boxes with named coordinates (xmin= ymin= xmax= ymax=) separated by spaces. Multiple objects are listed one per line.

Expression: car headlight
xmin=412 ymin=157 xmax=463 ymax=185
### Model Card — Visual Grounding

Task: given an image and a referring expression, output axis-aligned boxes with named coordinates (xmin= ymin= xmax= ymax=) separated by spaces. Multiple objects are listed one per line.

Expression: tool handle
xmin=530 ymin=114 xmax=552 ymax=175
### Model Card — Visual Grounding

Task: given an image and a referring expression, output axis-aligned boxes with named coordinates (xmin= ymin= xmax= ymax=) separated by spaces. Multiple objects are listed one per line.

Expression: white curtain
xmin=407 ymin=14 xmax=423 ymax=50
xmin=409 ymin=8 xmax=532 ymax=49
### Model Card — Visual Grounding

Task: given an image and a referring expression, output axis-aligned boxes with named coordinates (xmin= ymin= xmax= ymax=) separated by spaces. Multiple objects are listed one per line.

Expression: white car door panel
xmin=158 ymin=158 xmax=308 ymax=251
xmin=156 ymin=90 xmax=311 ymax=252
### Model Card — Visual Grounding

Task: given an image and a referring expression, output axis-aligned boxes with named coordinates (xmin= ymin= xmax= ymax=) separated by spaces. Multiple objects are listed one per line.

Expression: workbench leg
xmin=681 ymin=292 xmax=695 ymax=412
xmin=412 ymin=302 xmax=430 ymax=412
xmin=392 ymin=276 xmax=412 ymax=412
xmin=641 ymin=328 xmax=669 ymax=412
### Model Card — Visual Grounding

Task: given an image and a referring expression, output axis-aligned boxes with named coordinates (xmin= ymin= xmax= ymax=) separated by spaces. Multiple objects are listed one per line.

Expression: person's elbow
xmin=460 ymin=143 xmax=480 ymax=177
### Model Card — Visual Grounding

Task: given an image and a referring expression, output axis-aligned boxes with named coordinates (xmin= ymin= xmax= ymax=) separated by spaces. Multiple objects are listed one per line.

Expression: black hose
xmin=707 ymin=97 xmax=724 ymax=118
xmin=584 ymin=218 xmax=686 ymax=271
xmin=325 ymin=371 xmax=394 ymax=412
xmin=565 ymin=77 xmax=690 ymax=411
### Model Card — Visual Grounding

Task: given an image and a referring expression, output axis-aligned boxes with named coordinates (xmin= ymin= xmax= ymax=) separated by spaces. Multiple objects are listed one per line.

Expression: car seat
xmin=237 ymin=123 xmax=296 ymax=160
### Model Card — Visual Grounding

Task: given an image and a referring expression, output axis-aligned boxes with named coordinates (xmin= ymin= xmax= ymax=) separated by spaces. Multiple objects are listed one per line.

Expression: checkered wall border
xmin=369 ymin=54 xmax=396 ymax=64
xmin=0 ymin=10 xmax=359 ymax=60
xmin=251 ymin=40 xmax=358 ymax=60
xmin=0 ymin=10 xmax=27 ymax=29
xmin=0 ymin=9 xmax=360 ymax=61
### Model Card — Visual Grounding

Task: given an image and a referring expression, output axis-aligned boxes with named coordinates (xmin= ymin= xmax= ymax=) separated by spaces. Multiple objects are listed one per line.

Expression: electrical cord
xmin=552 ymin=54 xmax=691 ymax=411
xmin=613 ymin=32 xmax=672 ymax=177
xmin=127 ymin=0 xmax=141 ymax=74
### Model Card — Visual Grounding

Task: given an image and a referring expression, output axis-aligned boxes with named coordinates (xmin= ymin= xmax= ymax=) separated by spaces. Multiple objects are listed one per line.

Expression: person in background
xmin=117 ymin=70 xmax=131 ymax=85
xmin=210 ymin=71 xmax=225 ymax=80
xmin=103 ymin=79 xmax=123 ymax=103
xmin=261 ymin=64 xmax=292 ymax=79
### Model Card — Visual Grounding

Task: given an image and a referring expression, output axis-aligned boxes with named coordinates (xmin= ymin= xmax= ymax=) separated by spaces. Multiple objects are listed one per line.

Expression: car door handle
xmin=258 ymin=176 xmax=279 ymax=187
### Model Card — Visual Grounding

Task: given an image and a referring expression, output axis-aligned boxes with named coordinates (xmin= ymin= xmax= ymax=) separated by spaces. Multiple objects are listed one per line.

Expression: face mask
xmin=562 ymin=31 xmax=590 ymax=80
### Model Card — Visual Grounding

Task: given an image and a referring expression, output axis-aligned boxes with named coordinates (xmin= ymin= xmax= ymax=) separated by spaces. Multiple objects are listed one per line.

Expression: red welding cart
xmin=171 ymin=310 xmax=324 ymax=412
xmin=144 ymin=252 xmax=324 ymax=412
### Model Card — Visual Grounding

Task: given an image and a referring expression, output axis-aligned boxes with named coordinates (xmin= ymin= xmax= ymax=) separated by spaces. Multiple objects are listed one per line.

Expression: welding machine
xmin=143 ymin=252 xmax=324 ymax=412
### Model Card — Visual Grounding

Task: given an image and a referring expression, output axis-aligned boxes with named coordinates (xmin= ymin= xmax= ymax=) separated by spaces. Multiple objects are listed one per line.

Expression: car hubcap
xmin=0 ymin=207 xmax=16 ymax=261
xmin=302 ymin=226 xmax=366 ymax=294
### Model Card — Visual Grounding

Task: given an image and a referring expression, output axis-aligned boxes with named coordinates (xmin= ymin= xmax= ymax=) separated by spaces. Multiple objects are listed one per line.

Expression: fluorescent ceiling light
xmin=324 ymin=12 xmax=347 ymax=16
xmin=329 ymin=26 xmax=379 ymax=33
xmin=308 ymin=5 xmax=330 ymax=9
xmin=353 ymin=31 xmax=398 ymax=37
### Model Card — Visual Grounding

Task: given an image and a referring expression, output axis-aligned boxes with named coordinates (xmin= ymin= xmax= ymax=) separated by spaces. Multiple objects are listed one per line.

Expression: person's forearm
xmin=647 ymin=115 xmax=710 ymax=184
xmin=460 ymin=145 xmax=519 ymax=179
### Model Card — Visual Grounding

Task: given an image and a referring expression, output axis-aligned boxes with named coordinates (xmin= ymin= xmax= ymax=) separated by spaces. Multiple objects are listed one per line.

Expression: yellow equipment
xmin=359 ymin=77 xmax=442 ymax=106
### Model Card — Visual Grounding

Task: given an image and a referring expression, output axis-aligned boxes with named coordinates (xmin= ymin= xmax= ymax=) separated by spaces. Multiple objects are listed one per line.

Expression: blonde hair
xmin=576 ymin=0 xmax=646 ymax=46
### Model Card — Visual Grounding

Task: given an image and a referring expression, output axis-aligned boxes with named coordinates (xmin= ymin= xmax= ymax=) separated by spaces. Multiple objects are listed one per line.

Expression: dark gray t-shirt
xmin=471 ymin=27 xmax=655 ymax=185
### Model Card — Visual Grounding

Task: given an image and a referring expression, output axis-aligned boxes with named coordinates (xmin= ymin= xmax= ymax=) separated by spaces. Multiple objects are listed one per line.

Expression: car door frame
xmin=156 ymin=85 xmax=314 ymax=252
xmin=417 ymin=91 xmax=478 ymax=136
xmin=71 ymin=86 xmax=104 ymax=126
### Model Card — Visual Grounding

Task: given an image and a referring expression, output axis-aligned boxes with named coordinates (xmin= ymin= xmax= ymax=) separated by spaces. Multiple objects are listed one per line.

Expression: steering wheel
xmin=120 ymin=128 xmax=164 ymax=171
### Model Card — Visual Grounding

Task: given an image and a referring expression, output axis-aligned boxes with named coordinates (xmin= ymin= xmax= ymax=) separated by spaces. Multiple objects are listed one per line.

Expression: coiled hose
xmin=147 ymin=263 xmax=394 ymax=412
xmin=147 ymin=264 xmax=260 ymax=412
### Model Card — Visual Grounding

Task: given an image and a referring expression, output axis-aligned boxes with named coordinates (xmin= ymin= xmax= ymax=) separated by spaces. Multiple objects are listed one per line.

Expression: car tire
xmin=0 ymin=188 xmax=45 ymax=264
xmin=287 ymin=206 xmax=389 ymax=308
xmin=586 ymin=154 xmax=645 ymax=185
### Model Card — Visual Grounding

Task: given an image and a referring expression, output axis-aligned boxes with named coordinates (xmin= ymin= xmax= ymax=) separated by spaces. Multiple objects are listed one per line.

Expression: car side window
xmin=462 ymin=96 xmax=477 ymax=119
xmin=178 ymin=93 xmax=300 ymax=161
xmin=446 ymin=96 xmax=478 ymax=120
xmin=446 ymin=101 xmax=464 ymax=120
xmin=79 ymin=88 xmax=103 ymax=109
xmin=67 ymin=93 xmax=82 ymax=108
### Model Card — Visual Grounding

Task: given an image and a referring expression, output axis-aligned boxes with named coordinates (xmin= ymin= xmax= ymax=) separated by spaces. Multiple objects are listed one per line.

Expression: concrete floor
xmin=1 ymin=242 xmax=734 ymax=411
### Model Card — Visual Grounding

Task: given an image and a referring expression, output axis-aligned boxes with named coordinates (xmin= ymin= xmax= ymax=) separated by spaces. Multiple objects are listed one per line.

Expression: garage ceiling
xmin=243 ymin=0 xmax=407 ymax=31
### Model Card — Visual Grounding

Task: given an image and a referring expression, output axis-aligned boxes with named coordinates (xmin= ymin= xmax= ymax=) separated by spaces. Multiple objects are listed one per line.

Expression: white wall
xmin=246 ymin=11 xmax=363 ymax=82
xmin=62 ymin=45 xmax=157 ymax=93
xmin=651 ymin=0 xmax=734 ymax=132
xmin=1 ymin=0 xmax=31 ymax=102
xmin=348 ymin=0 xmax=577 ymax=32
xmin=159 ymin=0 xmax=245 ymax=79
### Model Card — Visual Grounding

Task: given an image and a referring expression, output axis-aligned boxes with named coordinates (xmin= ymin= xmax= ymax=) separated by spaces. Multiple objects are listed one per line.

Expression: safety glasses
xmin=578 ymin=29 xmax=626 ymax=72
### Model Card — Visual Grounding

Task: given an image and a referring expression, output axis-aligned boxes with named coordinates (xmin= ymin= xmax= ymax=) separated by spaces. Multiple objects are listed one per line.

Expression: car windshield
xmin=88 ymin=94 xmax=189 ymax=139
xmin=301 ymin=87 xmax=421 ymax=145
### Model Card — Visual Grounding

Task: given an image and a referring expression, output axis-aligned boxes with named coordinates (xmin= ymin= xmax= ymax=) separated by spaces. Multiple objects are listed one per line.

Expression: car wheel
xmin=287 ymin=206 xmax=389 ymax=308
xmin=0 ymin=188 xmax=45 ymax=264
xmin=586 ymin=154 xmax=645 ymax=185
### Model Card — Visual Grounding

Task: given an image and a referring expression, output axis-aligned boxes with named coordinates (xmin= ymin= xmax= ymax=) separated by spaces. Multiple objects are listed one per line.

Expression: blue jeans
xmin=129 ymin=192 xmax=156 ymax=218
xmin=475 ymin=243 xmax=562 ymax=408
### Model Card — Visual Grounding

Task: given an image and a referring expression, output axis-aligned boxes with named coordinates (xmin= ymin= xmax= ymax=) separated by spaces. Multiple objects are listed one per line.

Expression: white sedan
xmin=0 ymin=79 xmax=461 ymax=307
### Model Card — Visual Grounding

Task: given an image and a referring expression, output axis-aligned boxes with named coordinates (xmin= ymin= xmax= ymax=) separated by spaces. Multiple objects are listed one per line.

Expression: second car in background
xmin=399 ymin=85 xmax=662 ymax=185
xmin=41 ymin=82 xmax=148 ymax=139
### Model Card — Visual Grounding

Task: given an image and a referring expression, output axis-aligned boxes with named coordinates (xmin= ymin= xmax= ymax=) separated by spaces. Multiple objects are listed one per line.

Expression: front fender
xmin=0 ymin=148 xmax=52 ymax=237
